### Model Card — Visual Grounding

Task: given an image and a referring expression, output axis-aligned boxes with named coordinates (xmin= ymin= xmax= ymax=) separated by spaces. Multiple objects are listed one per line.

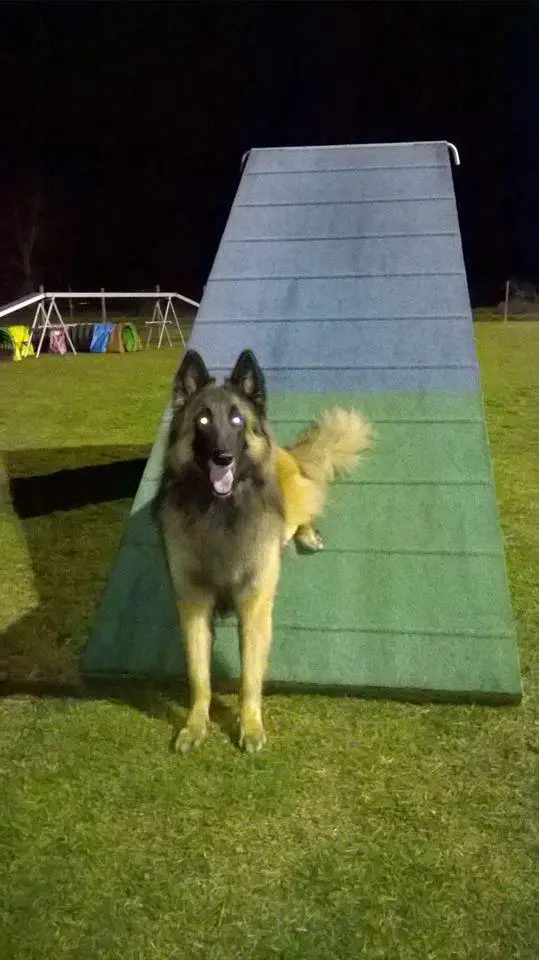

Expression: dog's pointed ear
xmin=172 ymin=350 xmax=213 ymax=410
xmin=227 ymin=349 xmax=266 ymax=412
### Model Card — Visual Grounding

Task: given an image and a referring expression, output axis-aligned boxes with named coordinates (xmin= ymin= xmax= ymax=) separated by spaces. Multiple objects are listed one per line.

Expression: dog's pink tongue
xmin=209 ymin=462 xmax=234 ymax=495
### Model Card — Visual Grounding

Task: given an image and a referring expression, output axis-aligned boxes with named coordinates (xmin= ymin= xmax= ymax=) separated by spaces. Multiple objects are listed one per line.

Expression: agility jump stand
xmin=145 ymin=286 xmax=186 ymax=349
xmin=23 ymin=293 xmax=77 ymax=358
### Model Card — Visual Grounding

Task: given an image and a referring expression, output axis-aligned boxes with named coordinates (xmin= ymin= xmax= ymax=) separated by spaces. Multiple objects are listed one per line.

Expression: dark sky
xmin=0 ymin=1 xmax=537 ymax=306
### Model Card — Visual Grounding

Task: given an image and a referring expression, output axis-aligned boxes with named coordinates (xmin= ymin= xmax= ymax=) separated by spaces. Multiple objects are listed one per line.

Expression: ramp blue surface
xmin=189 ymin=141 xmax=477 ymax=393
xmin=81 ymin=141 xmax=521 ymax=704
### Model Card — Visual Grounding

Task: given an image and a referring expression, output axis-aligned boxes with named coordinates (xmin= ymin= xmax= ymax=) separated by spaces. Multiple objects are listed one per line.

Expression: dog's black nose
xmin=212 ymin=451 xmax=234 ymax=467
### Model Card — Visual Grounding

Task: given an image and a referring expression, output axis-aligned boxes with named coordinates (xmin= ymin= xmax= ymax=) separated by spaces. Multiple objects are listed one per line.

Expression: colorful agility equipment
xmin=0 ymin=325 xmax=35 ymax=361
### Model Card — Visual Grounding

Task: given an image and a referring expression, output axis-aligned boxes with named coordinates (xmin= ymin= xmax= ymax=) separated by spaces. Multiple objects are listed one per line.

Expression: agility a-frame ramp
xmin=81 ymin=141 xmax=521 ymax=705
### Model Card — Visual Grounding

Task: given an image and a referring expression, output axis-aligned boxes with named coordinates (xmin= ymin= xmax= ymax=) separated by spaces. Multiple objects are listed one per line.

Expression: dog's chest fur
xmin=159 ymin=471 xmax=284 ymax=597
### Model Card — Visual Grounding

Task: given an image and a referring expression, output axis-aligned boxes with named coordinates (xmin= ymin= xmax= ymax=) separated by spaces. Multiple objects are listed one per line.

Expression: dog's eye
xmin=230 ymin=412 xmax=244 ymax=428
xmin=197 ymin=412 xmax=211 ymax=427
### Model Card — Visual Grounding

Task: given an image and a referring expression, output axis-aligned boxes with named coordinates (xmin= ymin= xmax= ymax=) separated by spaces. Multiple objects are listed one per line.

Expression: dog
xmin=156 ymin=348 xmax=371 ymax=754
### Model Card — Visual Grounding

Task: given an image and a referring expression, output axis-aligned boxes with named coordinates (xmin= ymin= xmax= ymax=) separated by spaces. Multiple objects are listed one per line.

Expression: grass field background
xmin=0 ymin=322 xmax=537 ymax=959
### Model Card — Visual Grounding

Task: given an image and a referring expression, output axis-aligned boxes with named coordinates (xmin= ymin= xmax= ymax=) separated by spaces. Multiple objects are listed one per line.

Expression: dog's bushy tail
xmin=288 ymin=408 xmax=372 ymax=493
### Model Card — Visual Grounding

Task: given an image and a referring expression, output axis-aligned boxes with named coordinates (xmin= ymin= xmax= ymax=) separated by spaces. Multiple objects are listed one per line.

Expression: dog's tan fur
xmin=157 ymin=350 xmax=371 ymax=753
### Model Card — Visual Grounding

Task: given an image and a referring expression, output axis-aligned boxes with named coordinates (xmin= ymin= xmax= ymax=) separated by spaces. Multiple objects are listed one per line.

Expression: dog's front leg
xmin=175 ymin=593 xmax=214 ymax=754
xmin=235 ymin=551 xmax=280 ymax=754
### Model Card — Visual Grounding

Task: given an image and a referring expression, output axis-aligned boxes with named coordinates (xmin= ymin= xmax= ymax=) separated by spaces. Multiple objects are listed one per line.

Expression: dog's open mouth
xmin=209 ymin=459 xmax=236 ymax=497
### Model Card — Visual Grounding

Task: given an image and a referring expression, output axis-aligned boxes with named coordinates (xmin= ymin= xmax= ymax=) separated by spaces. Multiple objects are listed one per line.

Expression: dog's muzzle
xmin=208 ymin=452 xmax=236 ymax=497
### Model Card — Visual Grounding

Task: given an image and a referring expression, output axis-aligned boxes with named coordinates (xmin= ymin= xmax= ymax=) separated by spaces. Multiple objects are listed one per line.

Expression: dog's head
xmin=168 ymin=349 xmax=271 ymax=499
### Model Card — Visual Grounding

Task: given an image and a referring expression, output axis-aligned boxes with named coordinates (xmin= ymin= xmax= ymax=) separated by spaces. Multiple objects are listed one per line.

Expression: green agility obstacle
xmin=81 ymin=141 xmax=521 ymax=705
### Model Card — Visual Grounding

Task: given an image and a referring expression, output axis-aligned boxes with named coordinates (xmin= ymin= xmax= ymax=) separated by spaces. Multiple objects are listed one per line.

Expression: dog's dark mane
xmin=155 ymin=458 xmax=284 ymax=532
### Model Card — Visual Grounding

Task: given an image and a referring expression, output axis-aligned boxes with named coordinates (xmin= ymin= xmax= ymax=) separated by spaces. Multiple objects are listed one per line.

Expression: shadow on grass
xmin=10 ymin=459 xmax=148 ymax=518
xmin=1 ymin=446 xmax=238 ymax=746
xmin=6 ymin=445 xmax=150 ymax=515
xmin=2 ymin=675 xmax=240 ymax=750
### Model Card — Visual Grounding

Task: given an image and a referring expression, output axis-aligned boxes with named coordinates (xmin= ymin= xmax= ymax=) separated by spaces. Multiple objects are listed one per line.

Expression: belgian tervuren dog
xmin=156 ymin=349 xmax=371 ymax=753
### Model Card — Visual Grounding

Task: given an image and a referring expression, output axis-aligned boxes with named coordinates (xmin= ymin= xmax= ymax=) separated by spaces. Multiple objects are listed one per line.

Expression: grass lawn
xmin=0 ymin=325 xmax=537 ymax=959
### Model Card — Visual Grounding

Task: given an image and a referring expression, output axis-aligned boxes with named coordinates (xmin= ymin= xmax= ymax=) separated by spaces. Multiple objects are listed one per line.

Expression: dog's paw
xmin=174 ymin=717 xmax=208 ymax=755
xmin=295 ymin=526 xmax=324 ymax=552
xmin=239 ymin=717 xmax=267 ymax=754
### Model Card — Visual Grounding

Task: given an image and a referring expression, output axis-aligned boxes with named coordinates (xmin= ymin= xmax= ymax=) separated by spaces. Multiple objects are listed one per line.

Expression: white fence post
xmin=101 ymin=287 xmax=107 ymax=322
xmin=503 ymin=280 xmax=510 ymax=324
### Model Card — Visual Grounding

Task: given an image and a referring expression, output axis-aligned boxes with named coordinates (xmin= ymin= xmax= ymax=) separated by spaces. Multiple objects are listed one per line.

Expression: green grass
xmin=0 ymin=325 xmax=538 ymax=959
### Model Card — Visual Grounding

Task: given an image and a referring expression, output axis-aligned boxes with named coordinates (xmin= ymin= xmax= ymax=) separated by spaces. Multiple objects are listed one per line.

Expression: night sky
xmin=0 ymin=1 xmax=537 ymax=307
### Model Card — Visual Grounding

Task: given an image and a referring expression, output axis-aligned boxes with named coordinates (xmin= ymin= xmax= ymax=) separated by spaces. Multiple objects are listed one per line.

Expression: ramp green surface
xmin=81 ymin=392 xmax=521 ymax=703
